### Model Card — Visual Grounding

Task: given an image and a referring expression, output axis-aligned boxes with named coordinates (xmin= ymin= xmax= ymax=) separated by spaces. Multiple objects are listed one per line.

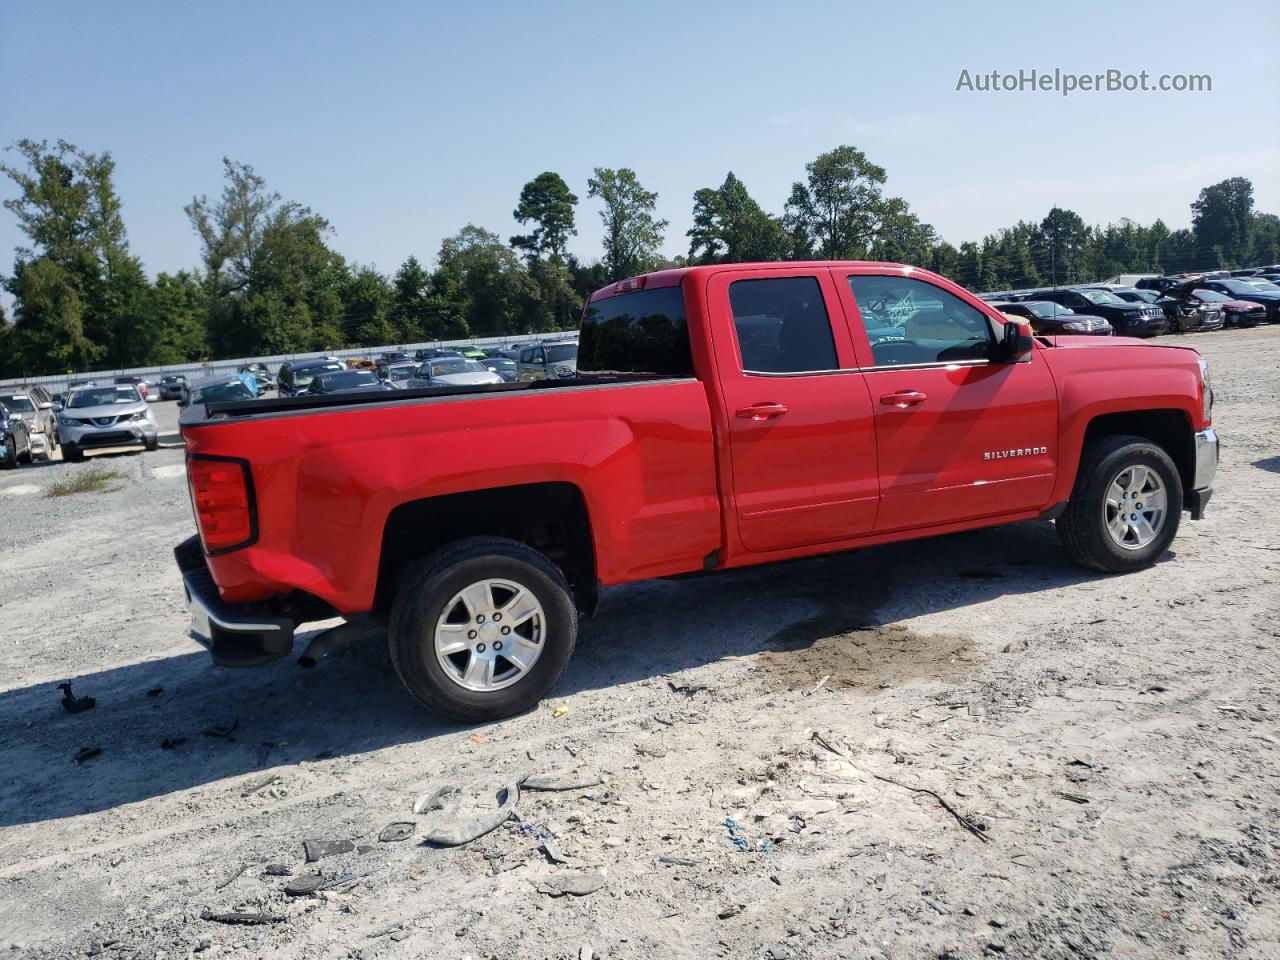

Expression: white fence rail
xmin=0 ymin=332 xmax=572 ymax=393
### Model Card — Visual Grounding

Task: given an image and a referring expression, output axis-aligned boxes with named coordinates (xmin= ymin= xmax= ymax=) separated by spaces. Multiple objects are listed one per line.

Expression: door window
xmin=728 ymin=276 xmax=838 ymax=374
xmin=846 ymin=275 xmax=993 ymax=367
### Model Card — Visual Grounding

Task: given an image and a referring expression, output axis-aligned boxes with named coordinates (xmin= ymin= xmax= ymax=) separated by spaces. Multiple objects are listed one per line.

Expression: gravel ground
xmin=1 ymin=328 xmax=1277 ymax=960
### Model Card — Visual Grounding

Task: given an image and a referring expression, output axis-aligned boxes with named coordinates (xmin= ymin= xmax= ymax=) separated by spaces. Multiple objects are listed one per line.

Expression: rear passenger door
xmin=834 ymin=269 xmax=1058 ymax=532
xmin=709 ymin=267 xmax=880 ymax=553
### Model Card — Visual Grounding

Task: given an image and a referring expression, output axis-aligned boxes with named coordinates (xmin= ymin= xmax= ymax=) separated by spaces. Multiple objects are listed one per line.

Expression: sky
xmin=2 ymin=0 xmax=1278 ymax=305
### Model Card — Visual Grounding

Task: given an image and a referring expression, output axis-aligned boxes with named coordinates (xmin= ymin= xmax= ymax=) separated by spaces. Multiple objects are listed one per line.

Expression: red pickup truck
xmin=177 ymin=261 xmax=1217 ymax=721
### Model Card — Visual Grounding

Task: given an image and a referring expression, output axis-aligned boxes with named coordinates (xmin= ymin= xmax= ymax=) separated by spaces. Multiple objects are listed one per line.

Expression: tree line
xmin=1 ymin=138 xmax=1276 ymax=378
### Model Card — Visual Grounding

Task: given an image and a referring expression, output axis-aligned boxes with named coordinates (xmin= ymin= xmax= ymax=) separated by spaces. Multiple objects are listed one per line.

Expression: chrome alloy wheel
xmin=1103 ymin=464 xmax=1168 ymax=550
xmin=434 ymin=578 xmax=546 ymax=692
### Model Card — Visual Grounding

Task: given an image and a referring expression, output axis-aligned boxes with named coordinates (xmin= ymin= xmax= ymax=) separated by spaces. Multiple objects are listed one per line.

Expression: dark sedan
xmin=1033 ymin=288 xmax=1167 ymax=337
xmin=306 ymin=370 xmax=394 ymax=395
xmin=1200 ymin=279 xmax=1280 ymax=322
xmin=1190 ymin=288 xmax=1265 ymax=328
xmin=988 ymin=300 xmax=1112 ymax=336
xmin=481 ymin=357 xmax=518 ymax=381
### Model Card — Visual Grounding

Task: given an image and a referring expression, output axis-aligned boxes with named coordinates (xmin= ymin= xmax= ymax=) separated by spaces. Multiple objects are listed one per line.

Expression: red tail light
xmin=187 ymin=456 xmax=256 ymax=553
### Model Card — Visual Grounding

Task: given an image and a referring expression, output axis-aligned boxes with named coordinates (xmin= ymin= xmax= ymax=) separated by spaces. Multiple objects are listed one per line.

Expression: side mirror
xmin=38 ymin=401 xmax=53 ymax=410
xmin=989 ymin=316 xmax=1034 ymax=363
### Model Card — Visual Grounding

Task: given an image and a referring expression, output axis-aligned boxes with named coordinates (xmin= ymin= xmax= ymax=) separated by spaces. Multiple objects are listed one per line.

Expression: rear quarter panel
xmin=183 ymin=381 xmax=721 ymax=609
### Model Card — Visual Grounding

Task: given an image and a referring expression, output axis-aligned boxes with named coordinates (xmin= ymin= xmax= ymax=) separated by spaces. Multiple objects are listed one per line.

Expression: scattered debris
xmin=145 ymin=687 xmax=164 ymax=697
xmin=725 ymin=817 xmax=772 ymax=853
xmin=659 ymin=856 xmax=701 ymax=867
xmin=262 ymin=864 xmax=292 ymax=877
xmin=202 ymin=718 xmax=239 ymax=739
xmin=160 ymin=737 xmax=187 ymax=750
xmin=552 ymin=705 xmax=569 ymax=718
xmin=213 ymin=864 xmax=248 ymax=890
xmin=603 ymin=836 xmax=625 ymax=848
xmin=302 ymin=839 xmax=355 ymax=862
xmin=811 ymin=731 xmax=990 ymax=843
xmin=718 ymin=903 xmax=745 ymax=919
xmin=1065 ymin=760 xmax=1095 ymax=784
xmin=241 ymin=774 xmax=281 ymax=797
xmin=1055 ymin=792 xmax=1090 ymax=804
xmin=537 ymin=871 xmax=607 ymax=897
xmin=805 ymin=675 xmax=831 ymax=696
xmin=413 ymin=784 xmax=459 ymax=814
xmin=379 ymin=821 xmax=415 ymax=843
xmin=199 ymin=910 xmax=284 ymax=925
xmin=668 ymin=680 xmax=709 ymax=696
xmin=74 ymin=746 xmax=102 ymax=764
xmin=967 ymin=702 xmax=987 ymax=717
xmin=369 ymin=923 xmax=405 ymax=940
xmin=469 ymin=734 xmax=488 ymax=744
xmin=541 ymin=838 xmax=572 ymax=864
xmin=425 ymin=776 xmax=522 ymax=847
xmin=284 ymin=874 xmax=325 ymax=896
xmin=523 ymin=770 xmax=604 ymax=791
xmin=58 ymin=681 xmax=96 ymax=714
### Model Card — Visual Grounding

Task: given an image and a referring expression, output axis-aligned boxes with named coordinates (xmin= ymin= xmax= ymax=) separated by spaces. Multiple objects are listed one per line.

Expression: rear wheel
xmin=145 ymin=436 xmax=159 ymax=452
xmin=1057 ymin=435 xmax=1182 ymax=573
xmin=0 ymin=435 xmax=16 ymax=470
xmin=388 ymin=536 xmax=577 ymax=723
xmin=63 ymin=443 xmax=84 ymax=463
xmin=17 ymin=440 xmax=32 ymax=464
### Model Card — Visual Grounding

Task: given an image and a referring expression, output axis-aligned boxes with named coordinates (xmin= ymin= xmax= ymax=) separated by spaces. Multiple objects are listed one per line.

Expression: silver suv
xmin=58 ymin=384 xmax=159 ymax=461
xmin=0 ymin=385 xmax=57 ymax=459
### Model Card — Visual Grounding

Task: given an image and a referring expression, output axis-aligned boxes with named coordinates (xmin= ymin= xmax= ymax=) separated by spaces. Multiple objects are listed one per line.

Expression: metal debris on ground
xmin=541 ymin=838 xmax=572 ymax=864
xmin=302 ymin=838 xmax=355 ymax=862
xmin=58 ymin=681 xmax=96 ymax=714
xmin=213 ymin=864 xmax=248 ymax=890
xmin=240 ymin=774 xmax=281 ymax=797
xmin=659 ymin=856 xmax=701 ymax=867
xmin=379 ymin=821 xmax=415 ymax=842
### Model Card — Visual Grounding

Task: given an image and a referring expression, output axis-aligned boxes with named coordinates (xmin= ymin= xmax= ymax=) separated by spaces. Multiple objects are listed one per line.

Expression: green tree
xmin=432 ymin=225 xmax=536 ymax=338
xmin=389 ymin=255 xmax=432 ymax=342
xmin=1 ymin=138 xmax=146 ymax=372
xmin=511 ymin=172 xmax=578 ymax=260
xmin=341 ymin=265 xmax=394 ymax=347
xmin=586 ymin=168 xmax=668 ymax=280
xmin=687 ymin=172 xmax=785 ymax=264
xmin=1032 ymin=207 xmax=1092 ymax=285
xmin=1191 ymin=177 xmax=1254 ymax=266
xmin=783 ymin=145 xmax=888 ymax=260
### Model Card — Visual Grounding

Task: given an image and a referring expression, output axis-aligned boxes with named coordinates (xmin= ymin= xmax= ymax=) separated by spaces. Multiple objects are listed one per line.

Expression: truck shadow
xmin=0 ymin=519 xmax=1108 ymax=828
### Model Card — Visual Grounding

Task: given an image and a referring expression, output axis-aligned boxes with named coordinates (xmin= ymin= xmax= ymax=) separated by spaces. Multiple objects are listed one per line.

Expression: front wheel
xmin=388 ymin=537 xmax=578 ymax=723
xmin=0 ymin=436 xmax=16 ymax=470
xmin=1057 ymin=435 xmax=1183 ymax=573
xmin=63 ymin=443 xmax=84 ymax=463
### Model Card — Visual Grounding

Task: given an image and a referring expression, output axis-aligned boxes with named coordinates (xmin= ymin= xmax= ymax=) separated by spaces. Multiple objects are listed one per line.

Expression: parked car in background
xmin=481 ymin=356 xmax=518 ymax=381
xmin=1101 ymin=273 xmax=1158 ymax=288
xmin=517 ymin=340 xmax=579 ymax=380
xmin=0 ymin=386 xmax=57 ymax=458
xmin=413 ymin=348 xmax=462 ymax=362
xmin=1140 ymin=278 xmax=1225 ymax=333
xmin=158 ymin=374 xmax=188 ymax=400
xmin=277 ymin=359 xmax=347 ymax=397
xmin=378 ymin=351 xmax=411 ymax=365
xmin=410 ymin=357 xmax=505 ymax=389
xmin=114 ymin=375 xmax=151 ymax=401
xmin=1187 ymin=288 xmax=1265 ymax=328
xmin=456 ymin=344 xmax=487 ymax=360
xmin=0 ymin=400 xmax=35 ymax=468
xmin=378 ymin=362 xmax=424 ymax=388
xmin=58 ymin=384 xmax=158 ymax=460
xmin=183 ymin=375 xmax=257 ymax=408
xmin=1199 ymin=279 xmax=1280 ymax=321
xmin=238 ymin=363 xmax=276 ymax=391
xmin=1033 ymin=288 xmax=1166 ymax=337
xmin=344 ymin=357 xmax=378 ymax=372
xmin=306 ymin=370 xmax=394 ymax=395
xmin=988 ymin=300 xmax=1112 ymax=336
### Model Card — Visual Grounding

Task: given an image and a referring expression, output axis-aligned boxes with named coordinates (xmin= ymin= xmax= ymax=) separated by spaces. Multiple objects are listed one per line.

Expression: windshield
xmin=1022 ymin=301 xmax=1065 ymax=318
xmin=546 ymin=344 xmax=578 ymax=363
xmin=0 ymin=394 xmax=34 ymax=413
xmin=318 ymin=371 xmax=379 ymax=390
xmin=1079 ymin=290 xmax=1124 ymax=305
xmin=1246 ymin=280 xmax=1280 ymax=292
xmin=190 ymin=381 xmax=254 ymax=404
xmin=292 ymin=362 xmax=344 ymax=386
xmin=386 ymin=365 xmax=418 ymax=381
xmin=69 ymin=386 xmax=140 ymax=408
xmin=1221 ymin=280 xmax=1264 ymax=294
xmin=428 ymin=358 xmax=487 ymax=376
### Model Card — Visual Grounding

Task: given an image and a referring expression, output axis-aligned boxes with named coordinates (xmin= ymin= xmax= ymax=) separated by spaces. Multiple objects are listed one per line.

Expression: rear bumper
xmin=1185 ymin=428 xmax=1217 ymax=520
xmin=175 ymin=536 xmax=295 ymax=667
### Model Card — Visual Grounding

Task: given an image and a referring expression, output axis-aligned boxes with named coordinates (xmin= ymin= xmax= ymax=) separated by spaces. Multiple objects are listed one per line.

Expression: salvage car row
xmin=979 ymin=266 xmax=1280 ymax=337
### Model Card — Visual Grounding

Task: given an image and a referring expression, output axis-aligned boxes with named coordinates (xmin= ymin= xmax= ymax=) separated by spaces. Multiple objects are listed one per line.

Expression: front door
xmin=710 ymin=267 xmax=880 ymax=553
xmin=833 ymin=269 xmax=1059 ymax=533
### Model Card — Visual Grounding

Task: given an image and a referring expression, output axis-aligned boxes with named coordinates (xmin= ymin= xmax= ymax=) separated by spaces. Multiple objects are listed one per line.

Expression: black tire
xmin=1057 ymin=435 xmax=1182 ymax=573
xmin=145 ymin=436 xmax=159 ymax=452
xmin=1167 ymin=316 xmax=1182 ymax=334
xmin=17 ymin=440 xmax=32 ymax=464
xmin=63 ymin=443 xmax=84 ymax=463
xmin=0 ymin=435 xmax=16 ymax=470
xmin=388 ymin=536 xmax=578 ymax=723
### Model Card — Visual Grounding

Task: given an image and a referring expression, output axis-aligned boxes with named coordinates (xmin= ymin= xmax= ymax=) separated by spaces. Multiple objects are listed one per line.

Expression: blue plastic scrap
xmin=724 ymin=817 xmax=772 ymax=853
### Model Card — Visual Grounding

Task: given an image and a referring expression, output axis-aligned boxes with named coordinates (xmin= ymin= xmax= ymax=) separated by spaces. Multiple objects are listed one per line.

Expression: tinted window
xmin=0 ymin=394 xmax=34 ymax=412
xmin=577 ymin=286 xmax=694 ymax=379
xmin=728 ymin=276 xmax=837 ymax=374
xmin=847 ymin=275 xmax=992 ymax=367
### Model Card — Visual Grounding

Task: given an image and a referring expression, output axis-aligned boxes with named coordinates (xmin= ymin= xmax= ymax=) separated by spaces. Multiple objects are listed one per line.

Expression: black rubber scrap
xmin=74 ymin=746 xmax=102 ymax=764
xmin=199 ymin=910 xmax=285 ymax=925
xmin=284 ymin=873 xmax=325 ymax=896
xmin=302 ymin=839 xmax=354 ymax=862
xmin=59 ymin=681 xmax=96 ymax=714
xmin=379 ymin=821 xmax=415 ymax=843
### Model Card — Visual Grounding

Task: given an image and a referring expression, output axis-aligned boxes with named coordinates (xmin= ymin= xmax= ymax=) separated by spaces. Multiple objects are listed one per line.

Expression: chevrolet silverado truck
xmin=177 ymin=262 xmax=1218 ymax=722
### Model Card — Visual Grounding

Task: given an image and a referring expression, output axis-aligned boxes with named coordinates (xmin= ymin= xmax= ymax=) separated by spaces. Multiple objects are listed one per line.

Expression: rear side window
xmin=729 ymin=276 xmax=837 ymax=373
xmin=577 ymin=287 xmax=694 ymax=379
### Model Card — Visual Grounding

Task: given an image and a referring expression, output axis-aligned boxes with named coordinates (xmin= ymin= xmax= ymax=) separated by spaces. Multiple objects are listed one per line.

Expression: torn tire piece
xmin=412 ymin=784 xmax=459 ymax=814
xmin=379 ymin=821 xmax=415 ymax=843
xmin=424 ymin=777 xmax=522 ymax=847
xmin=522 ymin=771 xmax=603 ymax=792
xmin=284 ymin=874 xmax=325 ymax=896
xmin=302 ymin=839 xmax=354 ymax=862
xmin=199 ymin=910 xmax=284 ymax=925
xmin=537 ymin=871 xmax=607 ymax=897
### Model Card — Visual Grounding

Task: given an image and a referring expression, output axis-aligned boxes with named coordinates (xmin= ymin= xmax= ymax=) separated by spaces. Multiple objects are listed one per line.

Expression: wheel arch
xmin=374 ymin=481 xmax=598 ymax=616
xmin=1079 ymin=409 xmax=1195 ymax=495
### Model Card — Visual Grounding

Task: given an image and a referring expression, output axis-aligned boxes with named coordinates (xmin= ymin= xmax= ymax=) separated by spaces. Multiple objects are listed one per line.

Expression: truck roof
xmin=587 ymin=260 xmax=938 ymax=303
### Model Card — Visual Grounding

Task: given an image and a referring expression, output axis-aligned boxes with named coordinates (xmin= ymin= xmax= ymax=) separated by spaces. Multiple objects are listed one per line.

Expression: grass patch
xmin=45 ymin=465 xmax=127 ymax=498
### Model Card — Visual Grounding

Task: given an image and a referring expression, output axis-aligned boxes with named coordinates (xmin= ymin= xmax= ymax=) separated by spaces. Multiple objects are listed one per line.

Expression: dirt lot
xmin=1 ymin=329 xmax=1277 ymax=960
